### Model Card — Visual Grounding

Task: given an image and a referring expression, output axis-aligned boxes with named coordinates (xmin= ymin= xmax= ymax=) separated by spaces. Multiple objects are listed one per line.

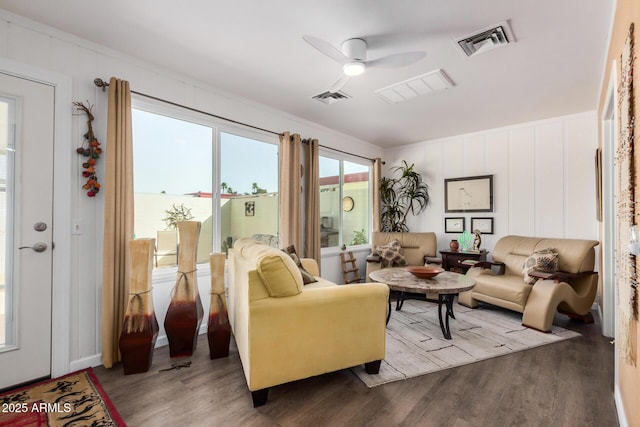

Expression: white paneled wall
xmin=383 ymin=112 xmax=598 ymax=258
xmin=0 ymin=10 xmax=382 ymax=370
xmin=508 ymin=127 xmax=536 ymax=236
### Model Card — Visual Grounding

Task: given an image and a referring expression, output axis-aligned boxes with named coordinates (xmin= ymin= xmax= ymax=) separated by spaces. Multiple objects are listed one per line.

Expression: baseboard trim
xmin=615 ymin=384 xmax=629 ymax=427
xmin=68 ymin=325 xmax=210 ymax=373
xmin=69 ymin=354 xmax=102 ymax=372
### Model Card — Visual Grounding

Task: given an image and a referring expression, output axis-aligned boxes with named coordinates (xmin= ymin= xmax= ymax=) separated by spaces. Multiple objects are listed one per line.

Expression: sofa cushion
xmin=235 ymin=237 xmax=277 ymax=260
xmin=493 ymin=236 xmax=542 ymax=276
xmin=534 ymin=238 xmax=598 ymax=273
xmin=376 ymin=239 xmax=407 ymax=268
xmin=303 ymin=276 xmax=337 ymax=290
xmin=474 ymin=274 xmax=533 ymax=308
xmin=371 ymin=232 xmax=437 ymax=265
xmin=522 ymin=248 xmax=559 ymax=284
xmin=257 ymin=252 xmax=304 ymax=297
xmin=282 ymin=245 xmax=318 ymax=285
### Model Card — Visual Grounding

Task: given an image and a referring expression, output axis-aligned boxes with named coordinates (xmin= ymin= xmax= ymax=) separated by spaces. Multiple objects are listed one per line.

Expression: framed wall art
xmin=471 ymin=217 xmax=494 ymax=234
xmin=444 ymin=175 xmax=494 ymax=213
xmin=245 ymin=201 xmax=255 ymax=216
xmin=445 ymin=217 xmax=465 ymax=233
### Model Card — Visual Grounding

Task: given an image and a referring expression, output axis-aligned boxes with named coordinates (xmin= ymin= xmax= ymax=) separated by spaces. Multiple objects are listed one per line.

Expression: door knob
xmin=19 ymin=242 xmax=48 ymax=252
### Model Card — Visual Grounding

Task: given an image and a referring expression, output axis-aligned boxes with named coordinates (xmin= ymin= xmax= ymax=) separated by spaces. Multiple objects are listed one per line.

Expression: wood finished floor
xmin=94 ymin=308 xmax=618 ymax=427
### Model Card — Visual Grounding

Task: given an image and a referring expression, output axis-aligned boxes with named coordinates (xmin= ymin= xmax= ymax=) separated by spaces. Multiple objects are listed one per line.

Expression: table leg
xmin=396 ymin=291 xmax=405 ymax=311
xmin=386 ymin=290 xmax=406 ymax=326
xmin=437 ymin=294 xmax=457 ymax=340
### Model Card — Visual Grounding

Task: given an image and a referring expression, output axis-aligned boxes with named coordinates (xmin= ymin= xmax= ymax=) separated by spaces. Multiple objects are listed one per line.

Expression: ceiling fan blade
xmin=328 ymin=74 xmax=350 ymax=93
xmin=303 ymin=35 xmax=348 ymax=64
xmin=366 ymin=51 xmax=426 ymax=68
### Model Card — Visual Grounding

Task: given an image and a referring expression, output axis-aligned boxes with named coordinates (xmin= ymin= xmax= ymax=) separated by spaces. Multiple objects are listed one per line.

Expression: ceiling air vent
xmin=312 ymin=90 xmax=351 ymax=104
xmin=375 ymin=69 xmax=454 ymax=104
xmin=455 ymin=20 xmax=515 ymax=57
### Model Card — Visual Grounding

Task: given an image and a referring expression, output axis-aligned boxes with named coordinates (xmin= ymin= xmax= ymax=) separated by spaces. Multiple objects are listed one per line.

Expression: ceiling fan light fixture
xmin=343 ymin=61 xmax=365 ymax=76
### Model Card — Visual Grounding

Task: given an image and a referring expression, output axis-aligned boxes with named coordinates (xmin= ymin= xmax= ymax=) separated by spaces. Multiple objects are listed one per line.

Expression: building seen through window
xmin=319 ymin=156 xmax=370 ymax=249
xmin=132 ymin=105 xmax=278 ymax=268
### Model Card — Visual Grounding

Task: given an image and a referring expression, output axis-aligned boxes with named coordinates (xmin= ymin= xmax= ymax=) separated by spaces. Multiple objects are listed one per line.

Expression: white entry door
xmin=0 ymin=72 xmax=54 ymax=389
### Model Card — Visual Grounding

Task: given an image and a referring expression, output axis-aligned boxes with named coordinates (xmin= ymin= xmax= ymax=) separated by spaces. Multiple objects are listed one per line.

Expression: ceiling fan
xmin=303 ymin=35 xmax=426 ymax=93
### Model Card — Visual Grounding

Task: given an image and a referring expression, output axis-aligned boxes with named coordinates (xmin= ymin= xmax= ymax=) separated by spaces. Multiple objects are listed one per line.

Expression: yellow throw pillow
xmin=257 ymin=252 xmax=304 ymax=297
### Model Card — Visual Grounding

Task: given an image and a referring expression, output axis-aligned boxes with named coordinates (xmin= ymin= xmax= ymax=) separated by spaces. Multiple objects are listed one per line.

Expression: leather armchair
xmin=366 ymin=232 xmax=439 ymax=280
xmin=459 ymin=235 xmax=599 ymax=332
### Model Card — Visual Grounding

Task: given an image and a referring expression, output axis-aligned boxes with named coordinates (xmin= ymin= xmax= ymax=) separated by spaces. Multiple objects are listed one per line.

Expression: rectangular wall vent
xmin=375 ymin=69 xmax=454 ymax=104
xmin=455 ymin=20 xmax=515 ymax=57
xmin=312 ymin=90 xmax=350 ymax=104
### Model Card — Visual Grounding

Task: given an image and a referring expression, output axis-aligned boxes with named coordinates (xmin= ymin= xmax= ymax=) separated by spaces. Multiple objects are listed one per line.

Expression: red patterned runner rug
xmin=0 ymin=368 xmax=126 ymax=426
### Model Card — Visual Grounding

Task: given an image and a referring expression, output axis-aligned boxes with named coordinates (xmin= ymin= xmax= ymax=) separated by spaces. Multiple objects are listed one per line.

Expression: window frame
xmin=319 ymin=149 xmax=372 ymax=254
xmin=131 ymin=96 xmax=278 ymax=276
xmin=217 ymin=126 xmax=279 ymax=251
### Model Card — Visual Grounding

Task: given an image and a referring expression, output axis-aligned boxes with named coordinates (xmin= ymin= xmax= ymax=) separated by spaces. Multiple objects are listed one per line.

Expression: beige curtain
xmin=303 ymin=138 xmax=321 ymax=269
xmin=279 ymin=132 xmax=302 ymax=250
xmin=372 ymin=157 xmax=382 ymax=232
xmin=101 ymin=77 xmax=135 ymax=368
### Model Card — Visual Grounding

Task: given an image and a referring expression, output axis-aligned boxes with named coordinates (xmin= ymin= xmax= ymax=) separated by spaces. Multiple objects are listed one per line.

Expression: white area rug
xmin=353 ymin=299 xmax=580 ymax=387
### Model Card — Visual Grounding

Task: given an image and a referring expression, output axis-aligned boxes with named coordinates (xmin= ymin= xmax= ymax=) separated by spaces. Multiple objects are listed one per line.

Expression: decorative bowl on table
xmin=406 ymin=266 xmax=444 ymax=279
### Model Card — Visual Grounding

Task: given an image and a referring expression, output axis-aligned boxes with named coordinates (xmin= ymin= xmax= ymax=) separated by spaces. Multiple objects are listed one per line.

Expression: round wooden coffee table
xmin=369 ymin=267 xmax=475 ymax=340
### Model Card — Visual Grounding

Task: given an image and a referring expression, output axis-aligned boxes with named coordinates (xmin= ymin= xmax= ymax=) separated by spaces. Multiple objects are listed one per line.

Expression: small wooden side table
xmin=439 ymin=250 xmax=488 ymax=272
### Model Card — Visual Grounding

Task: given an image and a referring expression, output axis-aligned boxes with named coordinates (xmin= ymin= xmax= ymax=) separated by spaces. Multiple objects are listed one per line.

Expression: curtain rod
xmin=303 ymin=139 xmax=383 ymax=164
xmin=94 ymin=78 xmax=281 ymax=136
xmin=94 ymin=77 xmax=380 ymax=163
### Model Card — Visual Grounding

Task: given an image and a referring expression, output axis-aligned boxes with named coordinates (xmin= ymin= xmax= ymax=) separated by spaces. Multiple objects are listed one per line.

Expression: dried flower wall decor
xmin=617 ymin=23 xmax=637 ymax=366
xmin=74 ymin=101 xmax=102 ymax=197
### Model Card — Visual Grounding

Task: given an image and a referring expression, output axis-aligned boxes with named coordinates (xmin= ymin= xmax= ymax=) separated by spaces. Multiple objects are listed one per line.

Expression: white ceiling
xmin=0 ymin=1 xmax=613 ymax=147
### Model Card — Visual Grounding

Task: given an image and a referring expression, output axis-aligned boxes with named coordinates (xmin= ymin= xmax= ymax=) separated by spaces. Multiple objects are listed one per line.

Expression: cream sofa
xmin=366 ymin=232 xmax=439 ymax=280
xmin=228 ymin=238 xmax=389 ymax=406
xmin=458 ymin=235 xmax=599 ymax=332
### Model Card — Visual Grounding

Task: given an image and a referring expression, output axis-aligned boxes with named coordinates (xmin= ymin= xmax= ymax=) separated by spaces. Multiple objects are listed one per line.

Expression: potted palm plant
xmin=380 ymin=160 xmax=430 ymax=232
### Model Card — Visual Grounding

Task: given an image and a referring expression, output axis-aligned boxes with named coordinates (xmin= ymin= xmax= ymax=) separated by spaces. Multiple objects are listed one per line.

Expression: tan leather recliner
xmin=366 ymin=232 xmax=438 ymax=280
xmin=458 ymin=235 xmax=599 ymax=332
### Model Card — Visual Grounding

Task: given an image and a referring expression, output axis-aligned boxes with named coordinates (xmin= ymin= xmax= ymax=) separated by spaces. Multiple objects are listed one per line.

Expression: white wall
xmin=383 ymin=111 xmax=599 ymax=258
xmin=0 ymin=9 xmax=599 ymax=371
xmin=0 ymin=10 xmax=383 ymax=370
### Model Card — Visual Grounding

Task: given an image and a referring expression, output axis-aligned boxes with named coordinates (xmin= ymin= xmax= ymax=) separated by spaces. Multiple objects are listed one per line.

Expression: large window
xmin=220 ymin=132 xmax=278 ymax=252
xmin=319 ymin=155 xmax=370 ymax=249
xmin=132 ymin=109 xmax=213 ymax=266
xmin=132 ymin=102 xmax=278 ymax=268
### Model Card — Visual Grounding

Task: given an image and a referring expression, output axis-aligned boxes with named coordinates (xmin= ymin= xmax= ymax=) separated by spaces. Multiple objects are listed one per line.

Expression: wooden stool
xmin=340 ymin=251 xmax=362 ymax=284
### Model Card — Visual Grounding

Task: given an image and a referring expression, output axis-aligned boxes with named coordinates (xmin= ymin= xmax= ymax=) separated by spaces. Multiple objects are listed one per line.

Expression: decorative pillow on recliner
xmin=522 ymin=248 xmax=559 ymax=284
xmin=282 ymin=245 xmax=318 ymax=285
xmin=376 ymin=239 xmax=407 ymax=268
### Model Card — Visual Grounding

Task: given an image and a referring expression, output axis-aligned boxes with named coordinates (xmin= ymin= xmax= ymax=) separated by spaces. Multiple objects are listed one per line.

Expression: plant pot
xmin=164 ymin=221 xmax=204 ymax=358
xmin=119 ymin=238 xmax=159 ymax=375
